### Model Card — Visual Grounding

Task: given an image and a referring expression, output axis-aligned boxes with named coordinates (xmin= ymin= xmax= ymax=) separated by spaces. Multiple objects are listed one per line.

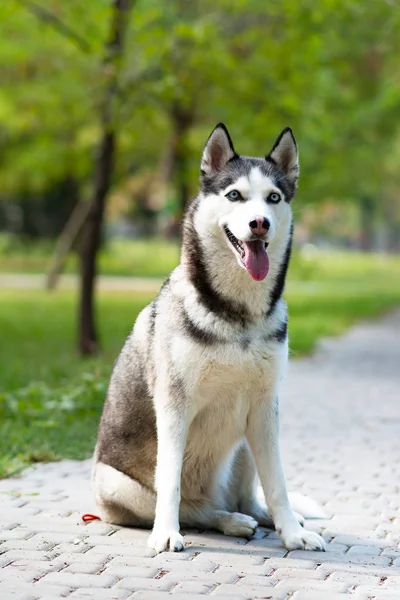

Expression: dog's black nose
xmin=249 ymin=216 xmax=270 ymax=235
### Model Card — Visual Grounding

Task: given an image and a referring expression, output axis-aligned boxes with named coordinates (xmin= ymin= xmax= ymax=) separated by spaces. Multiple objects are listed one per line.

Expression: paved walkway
xmin=1 ymin=311 xmax=400 ymax=599
xmin=0 ymin=274 xmax=163 ymax=293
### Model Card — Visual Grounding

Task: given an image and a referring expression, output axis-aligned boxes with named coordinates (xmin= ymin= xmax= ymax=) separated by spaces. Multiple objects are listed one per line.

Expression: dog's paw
xmin=280 ymin=525 xmax=325 ymax=551
xmin=148 ymin=529 xmax=184 ymax=553
xmin=221 ymin=512 xmax=258 ymax=538
xmin=240 ymin=500 xmax=274 ymax=528
xmin=253 ymin=507 xmax=274 ymax=529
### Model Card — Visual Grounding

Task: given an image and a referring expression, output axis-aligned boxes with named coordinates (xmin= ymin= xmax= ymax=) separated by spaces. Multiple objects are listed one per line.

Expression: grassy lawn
xmin=0 ymin=236 xmax=180 ymax=278
xmin=0 ymin=249 xmax=400 ymax=478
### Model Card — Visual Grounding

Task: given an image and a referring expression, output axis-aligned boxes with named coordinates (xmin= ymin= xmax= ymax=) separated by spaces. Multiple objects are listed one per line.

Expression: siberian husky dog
xmin=92 ymin=124 xmax=326 ymax=553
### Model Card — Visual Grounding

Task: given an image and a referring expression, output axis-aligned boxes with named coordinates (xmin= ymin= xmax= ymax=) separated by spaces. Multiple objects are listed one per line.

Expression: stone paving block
xmin=68 ymin=589 xmax=132 ymax=599
xmin=0 ymin=582 xmax=72 ymax=598
xmin=0 ymin=522 xmax=20 ymax=532
xmin=184 ymin=532 xmax=247 ymax=546
xmin=287 ymin=549 xmax=391 ymax=567
xmin=211 ymin=584 xmax=288 ymax=598
xmin=83 ymin=533 xmax=149 ymax=547
xmin=171 ymin=581 xmax=213 ymax=594
xmin=16 ymin=519 xmax=90 ymax=534
xmin=133 ymin=593 xmax=247 ymax=600
xmin=0 ymin=539 xmax=56 ymax=552
xmin=235 ymin=574 xmax=278 ymax=587
xmin=148 ymin=551 xmax=201 ymax=566
xmin=211 ymin=582 xmax=273 ymax=596
xmin=293 ymin=592 xmax=350 ymax=600
xmin=0 ymin=591 xmax=35 ymax=600
xmin=81 ymin=544 xmax=151 ymax=558
xmin=0 ymin=529 xmax=34 ymax=541
xmin=49 ymin=543 xmax=92 ymax=556
xmin=195 ymin=552 xmax=265 ymax=567
xmin=353 ymin=588 xmax=400 ymax=599
xmin=115 ymin=576 xmax=176 ymax=592
xmin=80 ymin=523 xmax=117 ymax=536
xmin=152 ymin=557 xmax=217 ymax=573
xmin=163 ymin=569 xmax=239 ymax=584
xmin=0 ymin=550 xmax=56 ymax=562
xmin=264 ymin=557 xmax=318 ymax=570
xmin=332 ymin=535 xmax=393 ymax=548
xmin=0 ymin=506 xmax=41 ymax=518
xmin=0 ymin=567 xmax=51 ymax=583
xmin=40 ymin=571 xmax=117 ymax=588
xmin=62 ymin=561 xmax=108 ymax=574
xmin=381 ymin=548 xmax=400 ymax=558
xmin=272 ymin=567 xmax=326 ymax=580
xmin=55 ymin=551 xmax=112 ymax=565
xmin=30 ymin=532 xmax=88 ymax=546
xmin=322 ymin=570 xmax=381 ymax=585
xmin=105 ymin=529 xmax=150 ymax=543
xmin=1 ymin=558 xmax=64 ymax=571
xmin=383 ymin=575 xmax=400 ymax=586
xmin=102 ymin=565 xmax=161 ymax=579
xmin=275 ymin=578 xmax=350 ymax=593
xmin=207 ymin=563 xmax=269 ymax=577
xmin=346 ymin=545 xmax=384 ymax=556
xmin=315 ymin=562 xmax=397 ymax=578
xmin=106 ymin=556 xmax=159 ymax=569
xmin=240 ymin=542 xmax=289 ymax=558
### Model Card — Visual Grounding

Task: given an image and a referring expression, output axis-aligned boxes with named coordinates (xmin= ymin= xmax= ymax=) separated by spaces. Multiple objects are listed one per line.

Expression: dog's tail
xmin=288 ymin=492 xmax=328 ymax=519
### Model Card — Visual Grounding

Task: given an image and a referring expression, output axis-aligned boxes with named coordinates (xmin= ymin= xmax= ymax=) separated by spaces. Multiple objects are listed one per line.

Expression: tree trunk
xmin=171 ymin=104 xmax=193 ymax=228
xmin=78 ymin=0 xmax=132 ymax=356
xmin=359 ymin=196 xmax=375 ymax=252
xmin=382 ymin=200 xmax=400 ymax=253
xmin=79 ymin=133 xmax=114 ymax=355
xmin=46 ymin=197 xmax=91 ymax=290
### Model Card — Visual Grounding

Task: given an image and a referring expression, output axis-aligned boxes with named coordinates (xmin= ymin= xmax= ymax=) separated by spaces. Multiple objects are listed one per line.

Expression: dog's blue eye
xmin=268 ymin=192 xmax=281 ymax=204
xmin=226 ymin=190 xmax=242 ymax=201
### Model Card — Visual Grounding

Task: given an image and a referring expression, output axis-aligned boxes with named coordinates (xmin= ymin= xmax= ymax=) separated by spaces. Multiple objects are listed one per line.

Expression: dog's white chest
xmin=171 ymin=333 xmax=284 ymax=410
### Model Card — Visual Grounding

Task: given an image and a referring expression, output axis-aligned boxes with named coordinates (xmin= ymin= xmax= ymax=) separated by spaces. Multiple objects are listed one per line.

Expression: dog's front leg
xmin=148 ymin=401 xmax=188 ymax=553
xmin=246 ymin=396 xmax=325 ymax=551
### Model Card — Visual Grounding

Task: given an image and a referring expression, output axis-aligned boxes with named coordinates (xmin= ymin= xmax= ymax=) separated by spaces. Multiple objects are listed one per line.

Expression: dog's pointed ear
xmin=266 ymin=127 xmax=299 ymax=184
xmin=201 ymin=123 xmax=237 ymax=175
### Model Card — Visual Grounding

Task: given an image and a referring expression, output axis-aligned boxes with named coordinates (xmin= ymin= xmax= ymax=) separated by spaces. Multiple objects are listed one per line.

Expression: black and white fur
xmin=92 ymin=124 xmax=325 ymax=553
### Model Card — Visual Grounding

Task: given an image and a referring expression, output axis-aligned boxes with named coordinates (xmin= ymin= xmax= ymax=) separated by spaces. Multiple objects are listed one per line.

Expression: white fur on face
xmin=224 ymin=168 xmax=290 ymax=242
xmin=195 ymin=167 xmax=291 ymax=265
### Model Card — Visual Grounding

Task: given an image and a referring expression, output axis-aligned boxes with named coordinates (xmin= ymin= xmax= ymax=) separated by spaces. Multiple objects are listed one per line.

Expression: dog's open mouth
xmin=224 ymin=226 xmax=270 ymax=281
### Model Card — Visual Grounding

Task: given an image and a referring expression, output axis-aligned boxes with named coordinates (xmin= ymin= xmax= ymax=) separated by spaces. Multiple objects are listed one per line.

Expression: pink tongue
xmin=243 ymin=241 xmax=269 ymax=281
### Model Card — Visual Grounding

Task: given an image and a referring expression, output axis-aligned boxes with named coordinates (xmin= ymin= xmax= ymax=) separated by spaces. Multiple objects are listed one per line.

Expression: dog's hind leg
xmin=179 ymin=501 xmax=258 ymax=538
xmin=92 ymin=462 xmax=156 ymax=527
xmin=93 ymin=462 xmax=257 ymax=540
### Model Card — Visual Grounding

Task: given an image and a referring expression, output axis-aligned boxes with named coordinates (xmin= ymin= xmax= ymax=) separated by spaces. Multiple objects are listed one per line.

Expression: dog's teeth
xmin=225 ymin=226 xmax=244 ymax=255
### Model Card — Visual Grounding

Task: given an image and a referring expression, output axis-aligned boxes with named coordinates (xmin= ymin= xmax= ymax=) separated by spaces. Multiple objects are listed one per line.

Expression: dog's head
xmin=198 ymin=123 xmax=298 ymax=281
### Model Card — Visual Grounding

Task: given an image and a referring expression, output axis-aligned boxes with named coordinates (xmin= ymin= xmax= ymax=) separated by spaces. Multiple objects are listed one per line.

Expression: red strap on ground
xmin=81 ymin=513 xmax=101 ymax=522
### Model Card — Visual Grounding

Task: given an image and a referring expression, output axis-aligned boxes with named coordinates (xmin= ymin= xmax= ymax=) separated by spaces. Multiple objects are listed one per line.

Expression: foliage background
xmin=1 ymin=1 xmax=400 ymax=476
xmin=1 ymin=0 xmax=400 ymax=246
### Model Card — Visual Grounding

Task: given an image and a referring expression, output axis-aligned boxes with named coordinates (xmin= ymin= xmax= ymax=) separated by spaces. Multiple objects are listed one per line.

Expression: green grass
xmin=0 ymin=290 xmax=152 ymax=478
xmin=0 ymin=249 xmax=400 ymax=478
xmin=0 ymin=235 xmax=180 ymax=277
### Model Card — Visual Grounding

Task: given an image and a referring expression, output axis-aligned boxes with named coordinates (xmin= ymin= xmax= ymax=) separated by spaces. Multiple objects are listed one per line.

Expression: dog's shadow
xmin=179 ymin=522 xmax=394 ymax=569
